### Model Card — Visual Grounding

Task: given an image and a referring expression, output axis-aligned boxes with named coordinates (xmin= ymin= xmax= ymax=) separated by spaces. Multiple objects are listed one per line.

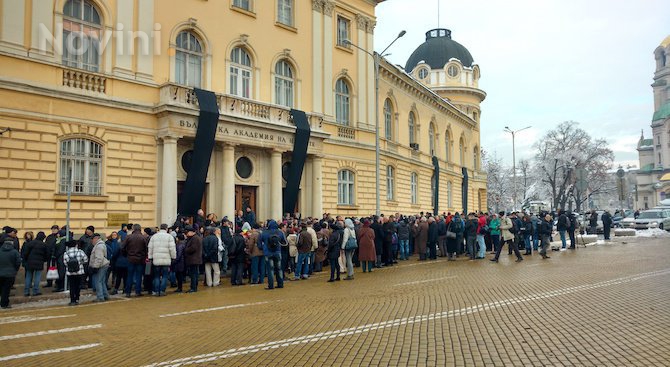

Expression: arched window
xmin=384 ymin=99 xmax=393 ymax=140
xmin=410 ymin=172 xmax=418 ymax=204
xmin=459 ymin=138 xmax=465 ymax=166
xmin=175 ymin=31 xmax=203 ymax=88
xmin=445 ymin=130 xmax=451 ymax=162
xmin=447 ymin=181 xmax=453 ymax=209
xmin=335 ymin=79 xmax=350 ymax=125
xmin=386 ymin=166 xmax=395 ymax=201
xmin=59 ymin=138 xmax=103 ymax=195
xmin=429 ymin=123 xmax=436 ymax=156
xmin=274 ymin=60 xmax=294 ymax=108
xmin=338 ymin=169 xmax=355 ymax=205
xmin=62 ymin=0 xmax=102 ymax=72
xmin=408 ymin=112 xmax=416 ymax=145
xmin=473 ymin=146 xmax=479 ymax=170
xmin=230 ymin=47 xmax=252 ymax=98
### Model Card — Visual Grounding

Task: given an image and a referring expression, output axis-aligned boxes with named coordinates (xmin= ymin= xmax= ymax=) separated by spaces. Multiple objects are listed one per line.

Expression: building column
xmin=312 ymin=155 xmax=324 ymax=217
xmin=161 ymin=136 xmax=178 ymax=225
xmin=222 ymin=144 xmax=236 ymax=222
xmin=271 ymin=149 xmax=283 ymax=220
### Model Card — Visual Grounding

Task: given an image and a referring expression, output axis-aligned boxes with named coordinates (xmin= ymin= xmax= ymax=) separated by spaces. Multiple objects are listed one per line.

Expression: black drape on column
xmin=432 ymin=156 xmax=440 ymax=216
xmin=283 ymin=109 xmax=311 ymax=215
xmin=461 ymin=167 xmax=469 ymax=214
xmin=178 ymin=89 xmax=220 ymax=217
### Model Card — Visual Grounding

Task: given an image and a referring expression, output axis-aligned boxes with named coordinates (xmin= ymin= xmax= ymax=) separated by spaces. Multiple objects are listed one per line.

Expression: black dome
xmin=405 ymin=28 xmax=474 ymax=72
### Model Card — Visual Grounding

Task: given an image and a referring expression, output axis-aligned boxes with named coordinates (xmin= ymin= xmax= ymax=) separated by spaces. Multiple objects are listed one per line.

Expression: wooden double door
xmin=235 ymin=185 xmax=257 ymax=214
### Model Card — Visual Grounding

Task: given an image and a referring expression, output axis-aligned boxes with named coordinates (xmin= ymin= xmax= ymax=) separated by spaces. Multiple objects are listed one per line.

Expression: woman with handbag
xmin=341 ymin=219 xmax=357 ymax=280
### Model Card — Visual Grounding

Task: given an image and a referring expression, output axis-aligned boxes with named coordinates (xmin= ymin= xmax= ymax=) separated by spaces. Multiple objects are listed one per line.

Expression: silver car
xmin=634 ymin=209 xmax=670 ymax=230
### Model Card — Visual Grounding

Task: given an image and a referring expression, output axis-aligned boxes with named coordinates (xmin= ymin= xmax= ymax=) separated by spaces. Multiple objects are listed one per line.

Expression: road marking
xmin=1 ymin=295 xmax=133 ymax=315
xmin=0 ymin=314 xmax=75 ymax=325
xmin=0 ymin=324 xmax=103 ymax=341
xmin=393 ymin=276 xmax=457 ymax=286
xmin=0 ymin=343 xmax=101 ymax=362
xmin=159 ymin=301 xmax=271 ymax=318
xmin=143 ymin=268 xmax=670 ymax=367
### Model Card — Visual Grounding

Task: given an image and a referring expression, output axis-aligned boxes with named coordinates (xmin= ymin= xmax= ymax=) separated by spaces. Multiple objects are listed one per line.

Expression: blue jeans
xmin=476 ymin=235 xmax=486 ymax=258
xmin=466 ymin=236 xmax=477 ymax=259
xmin=532 ymin=234 xmax=539 ymax=250
xmin=265 ymin=255 xmax=283 ymax=289
xmin=24 ymin=269 xmax=42 ymax=295
xmin=559 ymin=230 xmax=567 ymax=248
xmin=251 ymin=256 xmax=266 ymax=283
xmin=524 ymin=235 xmax=532 ymax=252
xmin=152 ymin=265 xmax=170 ymax=294
xmin=295 ymin=252 xmax=310 ymax=279
xmin=399 ymin=240 xmax=409 ymax=259
xmin=92 ymin=266 xmax=109 ymax=300
xmin=125 ymin=263 xmax=144 ymax=295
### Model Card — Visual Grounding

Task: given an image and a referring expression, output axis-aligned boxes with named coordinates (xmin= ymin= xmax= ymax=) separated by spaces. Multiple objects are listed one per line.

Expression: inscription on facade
xmin=178 ymin=120 xmax=315 ymax=147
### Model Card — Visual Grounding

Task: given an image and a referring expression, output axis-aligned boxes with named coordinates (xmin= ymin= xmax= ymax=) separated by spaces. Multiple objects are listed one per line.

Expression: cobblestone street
xmin=1 ymin=236 xmax=669 ymax=367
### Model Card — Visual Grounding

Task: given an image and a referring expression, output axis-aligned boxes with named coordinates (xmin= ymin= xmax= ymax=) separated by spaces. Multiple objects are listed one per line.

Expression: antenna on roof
xmin=437 ymin=0 xmax=440 ymax=28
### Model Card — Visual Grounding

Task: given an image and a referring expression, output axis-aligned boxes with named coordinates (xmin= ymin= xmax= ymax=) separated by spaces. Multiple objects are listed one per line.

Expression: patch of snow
xmin=636 ymin=228 xmax=670 ymax=237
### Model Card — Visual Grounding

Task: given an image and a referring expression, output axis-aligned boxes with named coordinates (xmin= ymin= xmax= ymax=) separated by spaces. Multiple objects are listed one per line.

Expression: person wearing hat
xmin=89 ymin=233 xmax=110 ymax=302
xmin=183 ymin=225 xmax=203 ymax=292
xmin=0 ymin=227 xmax=19 ymax=251
xmin=0 ymin=239 xmax=21 ymax=308
xmin=63 ymin=240 xmax=87 ymax=306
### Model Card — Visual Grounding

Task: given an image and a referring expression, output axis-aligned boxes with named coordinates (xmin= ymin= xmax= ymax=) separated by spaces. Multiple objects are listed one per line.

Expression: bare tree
xmin=483 ymin=151 xmax=513 ymax=213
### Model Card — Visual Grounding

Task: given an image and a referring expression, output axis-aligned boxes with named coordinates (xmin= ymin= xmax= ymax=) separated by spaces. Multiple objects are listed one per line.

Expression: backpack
xmin=268 ymin=234 xmax=281 ymax=252
xmin=344 ymin=230 xmax=358 ymax=251
xmin=451 ymin=219 xmax=462 ymax=233
xmin=66 ymin=251 xmax=80 ymax=273
xmin=509 ymin=220 xmax=519 ymax=234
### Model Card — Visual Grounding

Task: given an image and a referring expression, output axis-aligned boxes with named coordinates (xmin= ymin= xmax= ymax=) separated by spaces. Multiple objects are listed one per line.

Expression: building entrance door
xmin=235 ymin=185 xmax=257 ymax=214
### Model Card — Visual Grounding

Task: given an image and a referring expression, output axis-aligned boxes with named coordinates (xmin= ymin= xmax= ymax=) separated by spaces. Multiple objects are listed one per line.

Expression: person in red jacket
xmin=476 ymin=212 xmax=488 ymax=259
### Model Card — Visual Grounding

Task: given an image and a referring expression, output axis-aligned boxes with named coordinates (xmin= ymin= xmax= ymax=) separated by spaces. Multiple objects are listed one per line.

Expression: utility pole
xmin=504 ymin=125 xmax=531 ymax=210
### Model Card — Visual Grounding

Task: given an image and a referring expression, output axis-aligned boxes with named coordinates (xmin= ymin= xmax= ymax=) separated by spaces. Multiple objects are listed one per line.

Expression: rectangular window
xmin=410 ymin=173 xmax=418 ymax=204
xmin=233 ymin=0 xmax=251 ymax=11
xmin=59 ymin=138 xmax=103 ymax=195
xmin=337 ymin=16 xmax=350 ymax=47
xmin=277 ymin=0 xmax=293 ymax=26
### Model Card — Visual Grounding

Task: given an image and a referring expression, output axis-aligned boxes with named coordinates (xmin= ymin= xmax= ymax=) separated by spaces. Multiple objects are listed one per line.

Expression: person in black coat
xmin=538 ymin=214 xmax=553 ymax=259
xmin=0 ymin=239 xmax=21 ymax=308
xmin=23 ymin=232 xmax=49 ymax=296
xmin=229 ymin=228 xmax=247 ymax=286
xmin=327 ymin=221 xmax=344 ymax=282
xmin=588 ymin=210 xmax=598 ymax=235
xmin=427 ymin=217 xmax=439 ymax=260
xmin=464 ymin=214 xmax=479 ymax=260
xmin=602 ymin=210 xmax=613 ymax=240
xmin=44 ymin=225 xmax=59 ymax=288
xmin=568 ymin=212 xmax=577 ymax=249
xmin=382 ymin=218 xmax=396 ymax=266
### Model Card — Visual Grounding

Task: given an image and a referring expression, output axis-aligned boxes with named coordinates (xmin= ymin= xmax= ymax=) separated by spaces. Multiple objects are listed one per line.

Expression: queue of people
xmin=0 ymin=209 xmax=572 ymax=309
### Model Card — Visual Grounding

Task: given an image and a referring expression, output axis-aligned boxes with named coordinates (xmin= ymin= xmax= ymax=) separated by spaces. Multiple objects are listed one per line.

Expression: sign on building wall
xmin=107 ymin=213 xmax=129 ymax=227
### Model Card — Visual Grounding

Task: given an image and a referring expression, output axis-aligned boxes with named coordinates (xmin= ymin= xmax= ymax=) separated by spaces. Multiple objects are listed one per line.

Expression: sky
xmin=374 ymin=0 xmax=670 ymax=170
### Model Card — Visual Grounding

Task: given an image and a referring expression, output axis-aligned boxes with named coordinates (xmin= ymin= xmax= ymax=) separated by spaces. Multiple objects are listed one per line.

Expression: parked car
xmin=634 ymin=209 xmax=670 ymax=230
xmin=621 ymin=212 xmax=636 ymax=229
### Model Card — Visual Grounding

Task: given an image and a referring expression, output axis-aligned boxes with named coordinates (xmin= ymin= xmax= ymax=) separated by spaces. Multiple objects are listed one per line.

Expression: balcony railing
xmin=161 ymin=84 xmax=323 ymax=131
xmin=337 ymin=126 xmax=356 ymax=140
xmin=62 ymin=68 xmax=106 ymax=93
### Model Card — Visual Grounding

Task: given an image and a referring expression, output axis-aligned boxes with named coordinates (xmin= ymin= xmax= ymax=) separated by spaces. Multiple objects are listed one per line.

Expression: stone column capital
xmin=158 ymin=134 xmax=180 ymax=143
xmin=323 ymin=1 xmax=335 ymax=16
xmin=312 ymin=0 xmax=324 ymax=13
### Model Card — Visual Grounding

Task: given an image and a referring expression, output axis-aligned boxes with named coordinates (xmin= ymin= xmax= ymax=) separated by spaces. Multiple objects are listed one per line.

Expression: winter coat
xmin=414 ymin=221 xmax=429 ymax=255
xmin=45 ymin=233 xmax=58 ymax=264
xmin=477 ymin=215 xmax=488 ymax=235
xmin=539 ymin=219 xmax=553 ymax=236
xmin=244 ymin=211 xmax=256 ymax=226
xmin=63 ymin=247 xmax=88 ymax=276
xmin=306 ymin=226 xmax=319 ymax=251
xmin=499 ymin=217 xmax=515 ymax=241
xmin=315 ymin=228 xmax=329 ymax=263
xmin=589 ymin=212 xmax=598 ymax=227
xmin=260 ymin=220 xmax=285 ymax=257
xmin=602 ymin=212 xmax=613 ymax=227
xmin=230 ymin=234 xmax=247 ymax=263
xmin=148 ymin=230 xmax=177 ymax=266
xmin=327 ymin=224 xmax=344 ymax=259
xmin=0 ymin=234 xmax=19 ymax=252
xmin=246 ymin=229 xmax=263 ymax=257
xmin=489 ymin=218 xmax=501 ymax=236
xmin=202 ymin=234 xmax=220 ymax=263
xmin=23 ymin=238 xmax=49 ymax=271
xmin=0 ymin=241 xmax=21 ymax=278
xmin=89 ymin=239 xmax=110 ymax=269
xmin=123 ymin=231 xmax=148 ymax=265
xmin=382 ymin=221 xmax=396 ymax=244
xmin=557 ymin=213 xmax=569 ymax=231
xmin=105 ymin=239 xmax=119 ymax=267
xmin=357 ymin=225 xmax=376 ymax=261
xmin=397 ymin=221 xmax=410 ymax=241
xmin=464 ymin=219 xmax=478 ymax=238
xmin=428 ymin=222 xmax=439 ymax=243
xmin=171 ymin=241 xmax=186 ymax=273
xmin=370 ymin=222 xmax=383 ymax=253
xmin=297 ymin=230 xmax=313 ymax=253
xmin=184 ymin=235 xmax=203 ymax=266
xmin=437 ymin=220 xmax=447 ymax=237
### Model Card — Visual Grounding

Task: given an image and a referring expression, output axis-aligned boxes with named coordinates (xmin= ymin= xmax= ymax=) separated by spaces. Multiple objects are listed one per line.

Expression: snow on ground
xmin=635 ymin=228 xmax=670 ymax=238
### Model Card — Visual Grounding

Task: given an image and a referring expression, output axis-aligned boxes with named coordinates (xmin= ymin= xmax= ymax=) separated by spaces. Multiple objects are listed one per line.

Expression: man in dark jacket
xmin=397 ymin=219 xmax=410 ymax=260
xmin=0 ymin=227 xmax=19 ymax=251
xmin=538 ymin=214 xmax=553 ymax=259
xmin=557 ymin=210 xmax=568 ymax=249
xmin=229 ymin=228 xmax=246 ymax=286
xmin=122 ymin=224 xmax=147 ymax=297
xmin=464 ymin=213 xmax=478 ymax=260
xmin=327 ymin=221 xmax=344 ymax=282
xmin=244 ymin=207 xmax=256 ymax=226
xmin=0 ymin=239 xmax=21 ymax=308
xmin=259 ymin=220 xmax=286 ymax=290
xmin=427 ymin=217 xmax=439 ymax=260
xmin=602 ymin=210 xmax=613 ymax=240
xmin=568 ymin=212 xmax=577 ymax=249
xmin=219 ymin=220 xmax=233 ymax=273
xmin=382 ymin=218 xmax=396 ymax=266
xmin=22 ymin=232 xmax=49 ymax=296
xmin=184 ymin=225 xmax=203 ymax=292
xmin=44 ymin=225 xmax=59 ymax=288
xmin=202 ymin=228 xmax=220 ymax=287
xmin=437 ymin=217 xmax=447 ymax=258
xmin=588 ymin=210 xmax=598 ymax=235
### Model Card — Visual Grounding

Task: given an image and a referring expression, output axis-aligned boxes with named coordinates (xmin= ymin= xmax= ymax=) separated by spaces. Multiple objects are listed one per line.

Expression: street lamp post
xmin=345 ymin=30 xmax=406 ymax=217
xmin=504 ymin=125 xmax=531 ymax=210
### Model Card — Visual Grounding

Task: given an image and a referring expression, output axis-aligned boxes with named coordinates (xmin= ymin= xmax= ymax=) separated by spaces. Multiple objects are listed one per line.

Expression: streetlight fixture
xmin=345 ymin=30 xmax=406 ymax=217
xmin=504 ymin=125 xmax=531 ymax=210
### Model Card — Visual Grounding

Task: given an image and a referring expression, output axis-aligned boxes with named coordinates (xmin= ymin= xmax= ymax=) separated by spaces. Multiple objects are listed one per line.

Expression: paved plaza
xmin=1 ymin=235 xmax=669 ymax=366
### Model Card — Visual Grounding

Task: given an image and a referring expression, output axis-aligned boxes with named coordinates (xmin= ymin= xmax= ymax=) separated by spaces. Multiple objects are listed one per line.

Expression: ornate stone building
xmin=0 ymin=0 xmax=486 ymax=234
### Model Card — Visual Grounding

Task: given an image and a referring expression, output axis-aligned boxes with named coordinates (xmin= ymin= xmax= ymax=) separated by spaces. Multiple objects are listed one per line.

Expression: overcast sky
xmin=374 ymin=0 xmax=670 ymax=169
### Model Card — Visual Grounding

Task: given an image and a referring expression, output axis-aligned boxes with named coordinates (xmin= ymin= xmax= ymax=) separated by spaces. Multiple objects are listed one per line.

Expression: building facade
xmin=635 ymin=35 xmax=670 ymax=209
xmin=0 ymin=0 xmax=486 ymax=234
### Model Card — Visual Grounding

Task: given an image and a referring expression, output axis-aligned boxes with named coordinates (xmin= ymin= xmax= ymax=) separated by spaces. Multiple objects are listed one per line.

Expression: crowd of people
xmin=0 ymin=208 xmax=583 ymax=309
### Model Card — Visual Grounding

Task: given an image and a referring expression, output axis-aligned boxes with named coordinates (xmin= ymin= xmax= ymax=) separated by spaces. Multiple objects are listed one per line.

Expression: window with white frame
xmin=230 ymin=47 xmax=252 ymax=98
xmin=62 ymin=0 xmax=102 ymax=72
xmin=175 ymin=31 xmax=203 ymax=88
xmin=59 ymin=138 xmax=103 ymax=195
xmin=338 ymin=170 xmax=355 ymax=205
xmin=335 ymin=78 xmax=350 ymax=125
xmin=233 ymin=0 xmax=251 ymax=11
xmin=277 ymin=0 xmax=293 ymax=26
xmin=429 ymin=123 xmax=436 ymax=156
xmin=274 ymin=60 xmax=294 ymax=108
xmin=447 ymin=181 xmax=452 ymax=208
xmin=473 ymin=147 xmax=479 ymax=170
xmin=410 ymin=172 xmax=418 ymax=204
xmin=445 ymin=132 xmax=451 ymax=161
xmin=384 ymin=99 xmax=393 ymax=140
xmin=337 ymin=16 xmax=350 ymax=47
xmin=387 ymin=166 xmax=395 ymax=201
xmin=408 ymin=112 xmax=416 ymax=145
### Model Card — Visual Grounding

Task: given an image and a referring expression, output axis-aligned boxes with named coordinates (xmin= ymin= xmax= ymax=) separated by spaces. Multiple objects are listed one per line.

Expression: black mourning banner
xmin=432 ymin=156 xmax=440 ymax=216
xmin=461 ymin=167 xmax=469 ymax=214
xmin=178 ymin=89 xmax=220 ymax=217
xmin=283 ymin=109 xmax=311 ymax=215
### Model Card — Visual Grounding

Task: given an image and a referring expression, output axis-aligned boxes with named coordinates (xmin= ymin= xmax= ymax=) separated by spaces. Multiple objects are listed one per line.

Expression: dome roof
xmin=661 ymin=35 xmax=670 ymax=48
xmin=405 ymin=28 xmax=474 ymax=72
